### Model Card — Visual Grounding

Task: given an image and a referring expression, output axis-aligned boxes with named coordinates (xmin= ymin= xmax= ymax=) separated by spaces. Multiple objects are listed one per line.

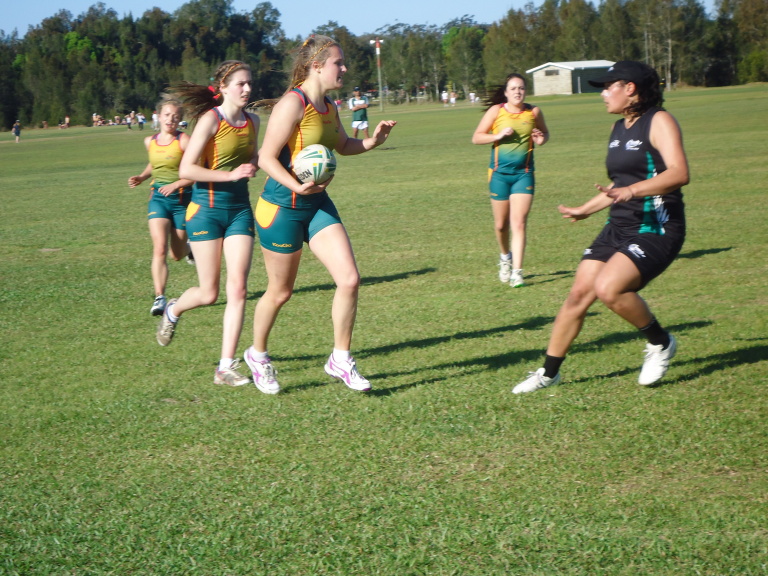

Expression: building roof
xmin=526 ymin=60 xmax=615 ymax=74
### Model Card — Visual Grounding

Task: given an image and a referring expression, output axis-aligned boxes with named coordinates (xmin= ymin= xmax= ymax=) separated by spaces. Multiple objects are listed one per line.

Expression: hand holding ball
xmin=293 ymin=144 xmax=337 ymax=184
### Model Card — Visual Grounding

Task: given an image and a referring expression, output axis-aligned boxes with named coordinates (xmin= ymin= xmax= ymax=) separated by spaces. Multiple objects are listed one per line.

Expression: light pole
xmin=369 ymin=37 xmax=384 ymax=111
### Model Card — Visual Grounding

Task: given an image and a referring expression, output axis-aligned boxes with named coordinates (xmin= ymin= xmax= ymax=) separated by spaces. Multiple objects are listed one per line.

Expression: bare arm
xmin=335 ymin=119 xmax=397 ymax=156
xmin=179 ymin=110 xmax=256 ymax=183
xmin=558 ymin=192 xmax=615 ymax=222
xmin=472 ymin=105 xmax=510 ymax=145
xmin=128 ymin=136 xmax=154 ymax=187
xmin=531 ymin=106 xmax=550 ymax=146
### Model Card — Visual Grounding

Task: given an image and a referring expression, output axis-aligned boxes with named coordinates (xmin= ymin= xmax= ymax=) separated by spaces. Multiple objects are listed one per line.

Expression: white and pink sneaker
xmin=244 ymin=347 xmax=281 ymax=395
xmin=324 ymin=354 xmax=371 ymax=391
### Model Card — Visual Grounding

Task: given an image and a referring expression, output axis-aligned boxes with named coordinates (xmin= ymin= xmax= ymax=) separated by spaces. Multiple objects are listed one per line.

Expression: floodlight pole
xmin=370 ymin=37 xmax=384 ymax=111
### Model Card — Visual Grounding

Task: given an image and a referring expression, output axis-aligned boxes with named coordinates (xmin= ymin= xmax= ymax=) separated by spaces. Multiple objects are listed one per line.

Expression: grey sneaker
xmin=156 ymin=299 xmax=178 ymax=346
xmin=243 ymin=346 xmax=281 ymax=395
xmin=512 ymin=367 xmax=561 ymax=394
xmin=498 ymin=259 xmax=513 ymax=283
xmin=638 ymin=334 xmax=677 ymax=385
xmin=510 ymin=269 xmax=525 ymax=288
xmin=214 ymin=359 xmax=251 ymax=387
xmin=150 ymin=295 xmax=167 ymax=316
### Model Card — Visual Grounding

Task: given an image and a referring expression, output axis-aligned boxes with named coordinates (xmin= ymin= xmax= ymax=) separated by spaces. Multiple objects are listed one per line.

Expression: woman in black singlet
xmin=513 ymin=61 xmax=689 ymax=394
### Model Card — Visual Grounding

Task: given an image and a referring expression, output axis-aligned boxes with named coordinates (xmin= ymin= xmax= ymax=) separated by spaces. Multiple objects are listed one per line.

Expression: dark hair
xmin=625 ymin=68 xmax=665 ymax=117
xmin=171 ymin=60 xmax=251 ymax=119
xmin=482 ymin=73 xmax=527 ymax=110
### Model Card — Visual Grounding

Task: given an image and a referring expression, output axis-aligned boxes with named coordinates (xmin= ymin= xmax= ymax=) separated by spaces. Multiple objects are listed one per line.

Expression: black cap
xmin=353 ymin=86 xmax=360 ymax=91
xmin=588 ymin=61 xmax=656 ymax=88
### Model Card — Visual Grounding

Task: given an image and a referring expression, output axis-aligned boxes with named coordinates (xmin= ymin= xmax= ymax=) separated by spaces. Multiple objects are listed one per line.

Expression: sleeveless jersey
xmin=489 ymin=103 xmax=535 ymax=174
xmin=148 ymin=132 xmax=184 ymax=187
xmin=261 ymin=87 xmax=340 ymax=209
xmin=192 ymin=107 xmax=257 ymax=209
xmin=605 ymin=107 xmax=685 ymax=235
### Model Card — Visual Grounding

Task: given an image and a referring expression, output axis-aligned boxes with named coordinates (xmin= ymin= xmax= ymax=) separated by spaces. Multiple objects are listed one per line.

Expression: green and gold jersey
xmin=489 ymin=103 xmax=535 ymax=174
xmin=148 ymin=132 xmax=184 ymax=188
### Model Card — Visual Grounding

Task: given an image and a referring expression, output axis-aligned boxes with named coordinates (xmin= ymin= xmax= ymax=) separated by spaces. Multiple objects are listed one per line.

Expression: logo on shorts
xmin=628 ymin=244 xmax=646 ymax=258
xmin=625 ymin=139 xmax=643 ymax=151
xmin=583 ymin=248 xmax=593 ymax=255
xmin=193 ymin=230 xmax=209 ymax=236
xmin=272 ymin=243 xmax=293 ymax=248
xmin=609 ymin=140 xmax=620 ymax=149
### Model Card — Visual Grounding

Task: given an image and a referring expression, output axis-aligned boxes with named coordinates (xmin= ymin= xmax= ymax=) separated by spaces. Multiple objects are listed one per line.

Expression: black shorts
xmin=582 ymin=224 xmax=685 ymax=289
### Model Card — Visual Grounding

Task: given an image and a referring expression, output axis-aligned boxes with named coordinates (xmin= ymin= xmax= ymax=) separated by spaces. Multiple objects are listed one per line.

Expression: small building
xmin=526 ymin=60 xmax=616 ymax=96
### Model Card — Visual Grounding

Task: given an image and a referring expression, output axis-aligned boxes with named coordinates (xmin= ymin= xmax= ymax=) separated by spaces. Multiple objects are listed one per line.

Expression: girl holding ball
xmin=245 ymin=35 xmax=396 ymax=394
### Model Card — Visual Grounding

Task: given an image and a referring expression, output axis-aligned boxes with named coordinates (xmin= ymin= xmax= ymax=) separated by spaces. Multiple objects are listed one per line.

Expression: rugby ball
xmin=293 ymin=144 xmax=337 ymax=184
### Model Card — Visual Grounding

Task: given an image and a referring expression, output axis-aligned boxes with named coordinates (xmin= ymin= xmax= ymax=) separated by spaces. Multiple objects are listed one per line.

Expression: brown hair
xmin=171 ymin=60 xmax=251 ymax=119
xmin=252 ymin=35 xmax=339 ymax=110
xmin=154 ymin=95 xmax=185 ymax=120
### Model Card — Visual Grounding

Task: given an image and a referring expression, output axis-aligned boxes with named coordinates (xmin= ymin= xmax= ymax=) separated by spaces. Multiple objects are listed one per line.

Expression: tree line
xmin=1 ymin=0 xmax=766 ymax=129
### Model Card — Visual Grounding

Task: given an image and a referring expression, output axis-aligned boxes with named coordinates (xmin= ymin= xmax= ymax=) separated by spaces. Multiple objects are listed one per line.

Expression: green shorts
xmin=147 ymin=187 xmax=191 ymax=230
xmin=255 ymin=196 xmax=341 ymax=254
xmin=489 ymin=170 xmax=535 ymax=201
xmin=185 ymin=202 xmax=255 ymax=242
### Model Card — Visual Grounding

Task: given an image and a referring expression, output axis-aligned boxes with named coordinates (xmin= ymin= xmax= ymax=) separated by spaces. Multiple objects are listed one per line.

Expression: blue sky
xmin=4 ymin=0 xmax=527 ymax=39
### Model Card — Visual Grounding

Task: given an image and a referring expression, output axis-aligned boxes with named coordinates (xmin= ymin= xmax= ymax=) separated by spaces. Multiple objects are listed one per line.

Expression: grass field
xmin=1 ymin=84 xmax=766 ymax=575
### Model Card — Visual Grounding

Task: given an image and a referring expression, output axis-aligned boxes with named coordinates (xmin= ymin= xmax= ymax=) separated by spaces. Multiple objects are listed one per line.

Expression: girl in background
xmin=472 ymin=73 xmax=549 ymax=287
xmin=128 ymin=96 xmax=193 ymax=316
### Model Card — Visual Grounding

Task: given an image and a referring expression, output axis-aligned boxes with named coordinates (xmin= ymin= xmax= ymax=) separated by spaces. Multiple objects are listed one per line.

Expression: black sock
xmin=543 ymin=355 xmax=565 ymax=379
xmin=640 ymin=317 xmax=670 ymax=348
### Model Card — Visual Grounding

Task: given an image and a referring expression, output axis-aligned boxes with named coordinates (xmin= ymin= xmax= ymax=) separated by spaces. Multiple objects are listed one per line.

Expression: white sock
xmin=500 ymin=253 xmax=512 ymax=261
xmin=250 ymin=348 xmax=269 ymax=362
xmin=333 ymin=349 xmax=351 ymax=362
xmin=165 ymin=303 xmax=179 ymax=323
xmin=219 ymin=358 xmax=234 ymax=371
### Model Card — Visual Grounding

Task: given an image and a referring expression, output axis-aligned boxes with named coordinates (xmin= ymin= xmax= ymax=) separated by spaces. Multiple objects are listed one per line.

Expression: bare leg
xmin=168 ymin=225 xmax=189 ymax=261
xmin=148 ymin=218 xmax=171 ymax=296
xmin=593 ymin=252 xmax=652 ymax=328
xmin=308 ymin=223 xmax=361 ymax=351
xmin=252 ymin=248 xmax=302 ymax=352
xmin=509 ymin=193 xmax=534 ymax=270
xmin=218 ymin=234 xmax=253 ymax=359
xmin=490 ymin=199 xmax=510 ymax=255
xmin=173 ymin=238 xmax=223 ymax=315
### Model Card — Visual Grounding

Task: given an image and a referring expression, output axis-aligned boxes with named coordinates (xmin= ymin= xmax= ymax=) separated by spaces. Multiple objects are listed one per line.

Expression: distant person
xmin=450 ymin=91 xmax=457 ymax=106
xmin=137 ymin=112 xmax=146 ymax=130
xmin=442 ymin=90 xmax=449 ymax=106
xmin=512 ymin=61 xmax=689 ymax=394
xmin=247 ymin=34 xmax=396 ymax=394
xmin=472 ymin=73 xmax=550 ymax=288
xmin=151 ymin=110 xmax=159 ymax=130
xmin=156 ymin=60 xmax=260 ymax=389
xmin=12 ymin=120 xmax=21 ymax=143
xmin=127 ymin=96 xmax=194 ymax=317
xmin=348 ymin=87 xmax=370 ymax=138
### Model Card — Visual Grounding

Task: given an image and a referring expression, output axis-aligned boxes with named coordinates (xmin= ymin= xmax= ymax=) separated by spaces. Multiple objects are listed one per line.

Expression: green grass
xmin=1 ymin=84 xmax=767 ymax=575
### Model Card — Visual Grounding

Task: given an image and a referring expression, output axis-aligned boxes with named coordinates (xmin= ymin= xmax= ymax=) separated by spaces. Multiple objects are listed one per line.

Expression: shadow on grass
xmin=246 ymin=267 xmax=437 ymax=300
xmin=525 ymin=269 xmax=573 ymax=286
xmin=677 ymin=247 xmax=733 ymax=259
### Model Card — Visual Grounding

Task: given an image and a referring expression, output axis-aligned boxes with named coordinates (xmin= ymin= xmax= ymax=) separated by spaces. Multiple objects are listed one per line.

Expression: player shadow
xmin=523 ymin=269 xmax=573 ymax=286
xmin=676 ymin=247 xmax=733 ymax=260
xmin=568 ymin=320 xmax=713 ymax=354
xmin=246 ymin=267 xmax=437 ymax=300
xmin=563 ymin=343 xmax=768 ymax=389
xmin=280 ymin=315 xmax=556 ymax=394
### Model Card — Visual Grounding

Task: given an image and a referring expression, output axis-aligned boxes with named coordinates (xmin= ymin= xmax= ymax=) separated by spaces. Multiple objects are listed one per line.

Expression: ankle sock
xmin=640 ymin=318 xmax=670 ymax=348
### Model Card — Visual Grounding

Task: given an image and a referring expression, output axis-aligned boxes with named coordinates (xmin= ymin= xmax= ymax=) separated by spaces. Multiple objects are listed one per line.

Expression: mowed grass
xmin=1 ymin=85 xmax=766 ymax=575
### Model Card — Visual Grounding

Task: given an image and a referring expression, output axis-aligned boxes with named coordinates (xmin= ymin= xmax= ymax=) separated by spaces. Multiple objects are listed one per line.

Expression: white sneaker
xmin=638 ymin=335 xmax=677 ymax=385
xmin=498 ymin=259 xmax=513 ymax=283
xmin=150 ymin=295 xmax=167 ymax=316
xmin=324 ymin=354 xmax=371 ymax=391
xmin=244 ymin=347 xmax=281 ymax=395
xmin=512 ymin=367 xmax=561 ymax=394
xmin=510 ymin=269 xmax=525 ymax=288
